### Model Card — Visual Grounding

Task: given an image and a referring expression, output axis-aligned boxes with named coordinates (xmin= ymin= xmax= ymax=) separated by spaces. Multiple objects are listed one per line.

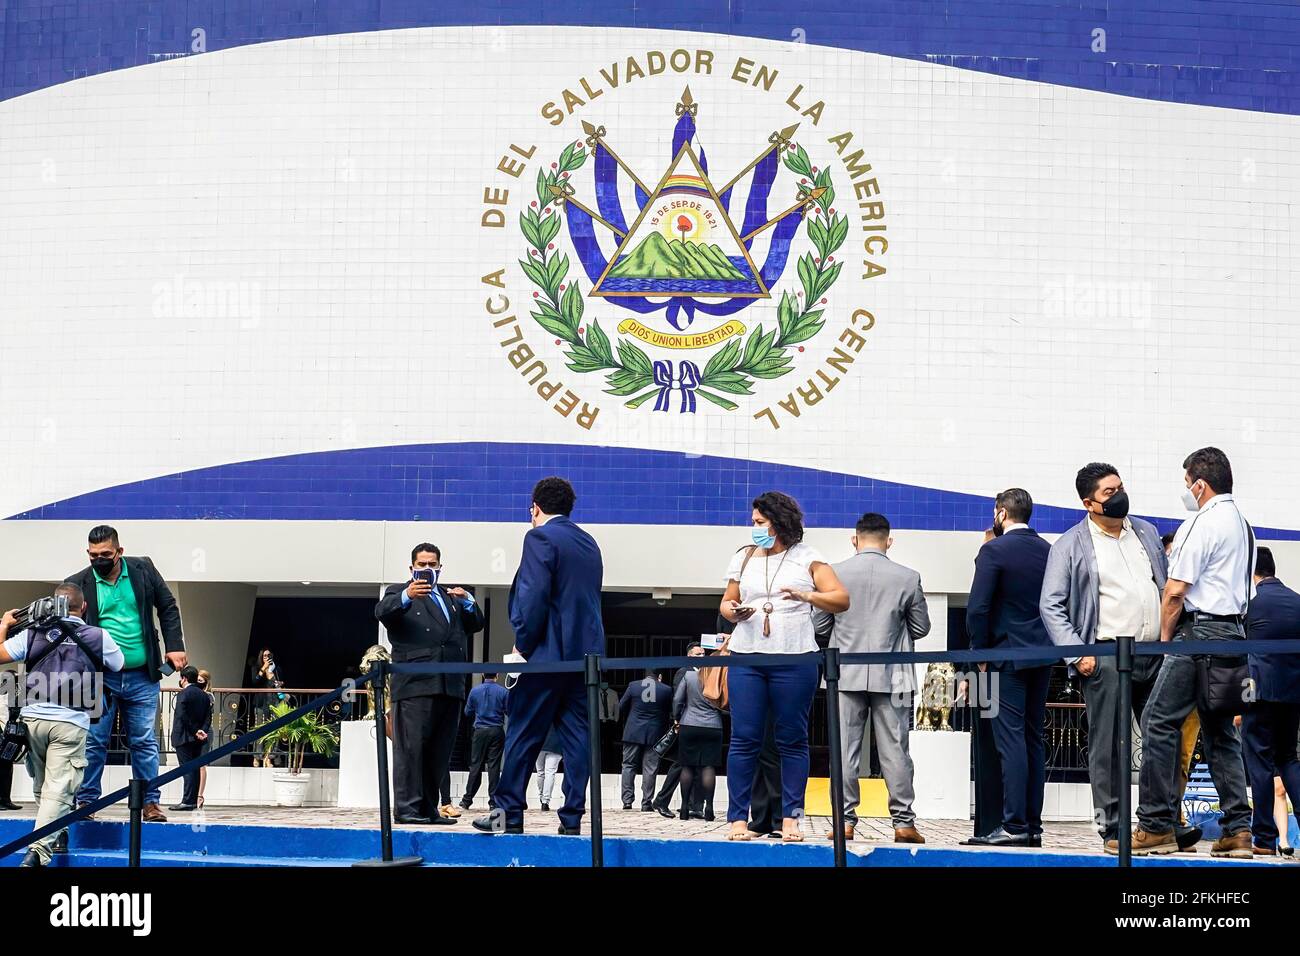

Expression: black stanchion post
xmin=584 ymin=653 xmax=604 ymax=868
xmin=1116 ymin=635 xmax=1134 ymax=869
xmin=374 ymin=662 xmax=395 ymax=861
xmin=823 ymin=647 xmax=847 ymax=868
xmin=355 ymin=664 xmax=422 ymax=867
xmin=127 ymin=779 xmax=145 ymax=867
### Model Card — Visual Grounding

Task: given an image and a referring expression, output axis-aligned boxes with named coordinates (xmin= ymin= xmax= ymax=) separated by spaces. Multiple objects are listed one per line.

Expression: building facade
xmin=0 ymin=1 xmax=1297 ymax=697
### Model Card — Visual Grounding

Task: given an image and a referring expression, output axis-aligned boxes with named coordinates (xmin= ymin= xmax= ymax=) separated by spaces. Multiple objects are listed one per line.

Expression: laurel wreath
xmin=518 ymin=141 xmax=848 ymax=411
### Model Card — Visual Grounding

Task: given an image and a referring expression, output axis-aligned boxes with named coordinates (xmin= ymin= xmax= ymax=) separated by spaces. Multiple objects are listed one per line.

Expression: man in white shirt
xmin=1118 ymin=447 xmax=1254 ymax=858
xmin=0 ymin=583 xmax=124 ymax=867
xmin=1040 ymin=463 xmax=1175 ymax=848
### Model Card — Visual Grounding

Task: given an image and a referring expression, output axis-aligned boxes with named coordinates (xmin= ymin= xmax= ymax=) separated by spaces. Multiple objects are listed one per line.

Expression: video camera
xmin=9 ymin=593 xmax=70 ymax=632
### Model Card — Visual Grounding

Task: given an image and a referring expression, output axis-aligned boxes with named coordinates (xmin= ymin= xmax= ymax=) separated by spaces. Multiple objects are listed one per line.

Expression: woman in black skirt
xmin=672 ymin=664 xmax=725 ymax=821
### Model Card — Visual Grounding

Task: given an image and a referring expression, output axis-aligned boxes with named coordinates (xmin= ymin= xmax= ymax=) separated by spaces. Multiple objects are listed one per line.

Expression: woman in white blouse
xmin=719 ymin=491 xmax=849 ymax=842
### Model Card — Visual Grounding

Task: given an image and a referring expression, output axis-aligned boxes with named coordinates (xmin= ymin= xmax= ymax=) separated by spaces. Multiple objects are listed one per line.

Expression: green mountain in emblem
xmin=607 ymin=232 xmax=746 ymax=281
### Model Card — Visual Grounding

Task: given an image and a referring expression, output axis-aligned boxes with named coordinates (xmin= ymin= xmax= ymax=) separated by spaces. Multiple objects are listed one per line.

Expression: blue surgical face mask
xmin=751 ymin=526 xmax=776 ymax=549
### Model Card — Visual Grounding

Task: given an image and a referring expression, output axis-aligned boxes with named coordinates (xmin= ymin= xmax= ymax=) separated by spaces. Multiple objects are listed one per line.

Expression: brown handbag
xmin=701 ymin=546 xmax=759 ymax=711
xmin=699 ymin=637 xmax=731 ymax=710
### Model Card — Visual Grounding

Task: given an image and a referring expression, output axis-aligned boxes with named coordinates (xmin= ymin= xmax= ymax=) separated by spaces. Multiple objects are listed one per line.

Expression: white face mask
xmin=1181 ymin=482 xmax=1202 ymax=512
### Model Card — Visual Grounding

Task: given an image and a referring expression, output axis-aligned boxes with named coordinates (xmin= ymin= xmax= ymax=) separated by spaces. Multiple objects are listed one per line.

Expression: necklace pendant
xmin=762 ymin=601 xmax=774 ymax=615
xmin=762 ymin=612 xmax=771 ymax=637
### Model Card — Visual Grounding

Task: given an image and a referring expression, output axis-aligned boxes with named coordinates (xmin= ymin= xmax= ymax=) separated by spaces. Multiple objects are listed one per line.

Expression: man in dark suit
xmin=965 ymin=489 xmax=1058 ymax=847
xmin=475 ymin=477 xmax=605 ymax=836
xmin=69 ymin=525 xmax=186 ymax=823
xmin=618 ymin=670 xmax=672 ymax=810
xmin=169 ymin=666 xmax=212 ymax=811
xmin=1243 ymin=546 xmax=1300 ymax=854
xmin=375 ymin=542 xmax=485 ymax=824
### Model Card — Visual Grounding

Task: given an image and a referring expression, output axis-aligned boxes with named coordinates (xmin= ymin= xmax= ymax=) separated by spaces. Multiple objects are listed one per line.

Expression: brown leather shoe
xmin=441 ymin=804 xmax=462 ymax=819
xmin=1252 ymin=845 xmax=1277 ymax=857
xmin=824 ymin=824 xmax=855 ymax=841
xmin=894 ymin=826 xmax=926 ymax=844
xmin=1211 ymin=830 xmax=1252 ymax=859
xmin=1105 ymin=828 xmax=1178 ymax=855
xmin=142 ymin=803 xmax=168 ymax=823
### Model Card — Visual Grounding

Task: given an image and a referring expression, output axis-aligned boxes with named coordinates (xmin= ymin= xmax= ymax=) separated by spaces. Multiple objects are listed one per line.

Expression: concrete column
xmin=171 ymin=582 xmax=257 ymax=689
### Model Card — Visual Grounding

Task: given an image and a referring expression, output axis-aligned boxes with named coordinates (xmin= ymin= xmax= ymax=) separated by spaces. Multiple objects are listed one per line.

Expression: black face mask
xmin=1100 ymin=490 xmax=1130 ymax=520
xmin=90 ymin=556 xmax=117 ymax=577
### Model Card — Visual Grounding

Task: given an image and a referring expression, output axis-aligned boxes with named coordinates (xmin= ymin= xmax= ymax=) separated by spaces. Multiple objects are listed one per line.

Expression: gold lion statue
xmin=358 ymin=644 xmax=392 ymax=720
xmin=915 ymin=661 xmax=957 ymax=731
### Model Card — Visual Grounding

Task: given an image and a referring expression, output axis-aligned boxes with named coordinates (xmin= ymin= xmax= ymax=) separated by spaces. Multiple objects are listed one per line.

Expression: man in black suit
xmin=618 ymin=670 xmax=672 ymax=810
xmin=960 ymin=528 xmax=1004 ymax=841
xmin=965 ymin=489 xmax=1057 ymax=847
xmin=1243 ymin=546 xmax=1300 ymax=854
xmin=169 ymin=666 xmax=212 ymax=811
xmin=375 ymin=543 xmax=485 ymax=824
xmin=69 ymin=525 xmax=187 ymax=823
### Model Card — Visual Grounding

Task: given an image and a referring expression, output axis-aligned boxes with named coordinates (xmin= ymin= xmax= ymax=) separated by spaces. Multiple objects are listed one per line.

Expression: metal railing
xmin=150 ymin=687 xmax=359 ymax=763
xmin=4 ymin=635 xmax=1300 ymax=869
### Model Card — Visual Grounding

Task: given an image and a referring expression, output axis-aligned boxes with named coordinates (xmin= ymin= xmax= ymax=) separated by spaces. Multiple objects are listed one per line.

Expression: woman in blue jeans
xmin=720 ymin=491 xmax=849 ymax=843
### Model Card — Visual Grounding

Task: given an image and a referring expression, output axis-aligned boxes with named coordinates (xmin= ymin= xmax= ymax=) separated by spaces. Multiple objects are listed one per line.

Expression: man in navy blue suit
xmin=965 ymin=488 xmax=1058 ymax=847
xmin=1243 ymin=546 xmax=1300 ymax=854
xmin=474 ymin=477 xmax=606 ymax=835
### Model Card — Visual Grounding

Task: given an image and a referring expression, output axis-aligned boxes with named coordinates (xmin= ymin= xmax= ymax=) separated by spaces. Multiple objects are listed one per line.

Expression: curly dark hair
xmin=752 ymin=491 xmax=805 ymax=547
xmin=532 ymin=476 xmax=577 ymax=516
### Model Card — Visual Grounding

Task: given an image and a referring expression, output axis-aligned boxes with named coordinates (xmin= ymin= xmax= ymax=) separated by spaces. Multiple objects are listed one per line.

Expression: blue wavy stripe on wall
xmin=8 ymin=441 xmax=1300 ymax=539
xmin=1 ymin=1 xmax=1299 ymax=114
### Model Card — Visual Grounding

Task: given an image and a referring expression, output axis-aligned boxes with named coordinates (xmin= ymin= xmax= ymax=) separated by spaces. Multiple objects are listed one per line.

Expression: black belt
xmin=1183 ymin=610 xmax=1245 ymax=625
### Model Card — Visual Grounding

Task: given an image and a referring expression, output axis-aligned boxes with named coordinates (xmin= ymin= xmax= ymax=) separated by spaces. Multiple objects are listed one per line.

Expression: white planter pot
xmin=272 ymin=770 xmax=311 ymax=807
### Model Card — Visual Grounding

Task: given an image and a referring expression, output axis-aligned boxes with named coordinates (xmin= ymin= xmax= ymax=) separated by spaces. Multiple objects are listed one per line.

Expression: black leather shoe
xmin=394 ymin=815 xmax=433 ymax=825
xmin=472 ymin=814 xmax=523 ymax=834
xmin=52 ymin=831 xmax=68 ymax=855
xmin=0 ymin=800 xmax=21 ymax=811
xmin=640 ymin=804 xmax=654 ymax=812
xmin=966 ymin=827 xmax=1031 ymax=847
xmin=558 ymin=824 xmax=581 ymax=835
xmin=540 ymin=803 xmax=550 ymax=811
xmin=1175 ymin=825 xmax=1203 ymax=851
xmin=428 ymin=814 xmax=458 ymax=825
xmin=1028 ymin=834 xmax=1042 ymax=848
xmin=168 ymin=804 xmax=198 ymax=812
xmin=622 ymin=803 xmax=632 ymax=810
xmin=653 ymin=804 xmax=675 ymax=819
xmin=19 ymin=850 xmax=42 ymax=867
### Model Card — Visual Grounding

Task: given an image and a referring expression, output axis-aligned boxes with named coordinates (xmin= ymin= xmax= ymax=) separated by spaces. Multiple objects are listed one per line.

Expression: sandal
xmin=727 ymin=825 xmax=752 ymax=842
xmin=781 ymin=821 xmax=804 ymax=843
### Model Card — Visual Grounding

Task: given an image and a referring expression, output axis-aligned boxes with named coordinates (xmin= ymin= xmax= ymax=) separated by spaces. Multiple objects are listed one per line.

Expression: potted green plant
xmin=256 ymin=700 xmax=339 ymax=807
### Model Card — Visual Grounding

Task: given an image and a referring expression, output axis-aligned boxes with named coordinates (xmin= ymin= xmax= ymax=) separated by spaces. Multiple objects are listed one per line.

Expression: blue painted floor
xmin=0 ymin=819 xmax=1281 ymax=868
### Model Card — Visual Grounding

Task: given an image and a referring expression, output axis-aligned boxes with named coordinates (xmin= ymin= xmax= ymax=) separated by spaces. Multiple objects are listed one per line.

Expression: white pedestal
xmin=910 ymin=729 xmax=971 ymax=819
xmin=337 ymin=719 xmax=394 ymax=808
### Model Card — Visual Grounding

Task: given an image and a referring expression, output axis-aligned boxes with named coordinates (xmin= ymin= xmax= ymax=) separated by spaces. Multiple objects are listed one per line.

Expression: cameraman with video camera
xmin=0 ymin=583 xmax=124 ymax=867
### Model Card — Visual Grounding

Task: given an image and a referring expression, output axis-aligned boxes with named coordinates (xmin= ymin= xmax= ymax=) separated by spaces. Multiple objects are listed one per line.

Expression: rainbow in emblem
xmin=660 ymin=173 xmax=711 ymax=198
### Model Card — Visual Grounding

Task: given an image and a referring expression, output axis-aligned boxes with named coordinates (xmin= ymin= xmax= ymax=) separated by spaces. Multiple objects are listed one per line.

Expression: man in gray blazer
xmin=814 ymin=513 xmax=931 ymax=843
xmin=1039 ymin=462 xmax=1189 ymax=848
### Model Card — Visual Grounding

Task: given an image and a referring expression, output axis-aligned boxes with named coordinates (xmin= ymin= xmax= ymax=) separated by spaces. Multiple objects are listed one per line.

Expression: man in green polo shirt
xmin=69 ymin=525 xmax=187 ymax=823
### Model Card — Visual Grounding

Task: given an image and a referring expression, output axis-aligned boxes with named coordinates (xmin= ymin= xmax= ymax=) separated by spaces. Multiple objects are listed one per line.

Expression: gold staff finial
xmin=579 ymin=120 xmax=650 ymax=196
xmin=717 ymin=124 xmax=801 ymax=197
xmin=740 ymin=186 xmax=826 ymax=243
xmin=548 ymin=183 xmax=627 ymax=238
xmin=675 ymin=86 xmax=697 ymax=117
